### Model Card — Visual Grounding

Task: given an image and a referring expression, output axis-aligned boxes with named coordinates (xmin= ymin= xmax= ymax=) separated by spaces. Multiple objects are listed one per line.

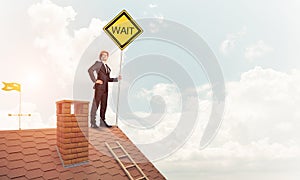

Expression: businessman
xmin=88 ymin=50 xmax=121 ymax=128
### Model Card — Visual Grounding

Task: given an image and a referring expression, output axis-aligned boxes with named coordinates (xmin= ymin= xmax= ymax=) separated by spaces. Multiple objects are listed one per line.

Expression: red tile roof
xmin=0 ymin=127 xmax=166 ymax=179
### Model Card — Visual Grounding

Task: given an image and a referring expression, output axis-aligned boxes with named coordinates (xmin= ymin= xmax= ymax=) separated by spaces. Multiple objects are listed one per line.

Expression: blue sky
xmin=1 ymin=0 xmax=300 ymax=179
xmin=53 ymin=0 xmax=299 ymax=75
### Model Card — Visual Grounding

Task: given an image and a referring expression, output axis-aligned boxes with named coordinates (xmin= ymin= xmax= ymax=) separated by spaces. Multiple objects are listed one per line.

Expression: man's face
xmin=100 ymin=53 xmax=109 ymax=61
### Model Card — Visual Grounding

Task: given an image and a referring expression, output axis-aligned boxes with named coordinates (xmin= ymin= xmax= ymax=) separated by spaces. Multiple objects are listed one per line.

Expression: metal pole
xmin=19 ymin=91 xmax=21 ymax=130
xmin=116 ymin=50 xmax=123 ymax=126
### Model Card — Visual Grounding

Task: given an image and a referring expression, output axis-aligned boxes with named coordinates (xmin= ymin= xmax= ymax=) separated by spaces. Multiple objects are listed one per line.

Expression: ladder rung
xmin=136 ymin=176 xmax=146 ymax=180
xmin=111 ymin=146 xmax=120 ymax=149
xmin=118 ymin=154 xmax=128 ymax=158
xmin=125 ymin=164 xmax=136 ymax=169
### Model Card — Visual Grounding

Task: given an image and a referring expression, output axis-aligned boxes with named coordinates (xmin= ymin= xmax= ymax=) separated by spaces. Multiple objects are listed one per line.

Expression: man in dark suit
xmin=88 ymin=50 xmax=121 ymax=128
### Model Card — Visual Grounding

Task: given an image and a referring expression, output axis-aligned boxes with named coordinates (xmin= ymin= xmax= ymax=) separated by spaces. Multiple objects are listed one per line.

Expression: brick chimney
xmin=56 ymin=100 xmax=89 ymax=167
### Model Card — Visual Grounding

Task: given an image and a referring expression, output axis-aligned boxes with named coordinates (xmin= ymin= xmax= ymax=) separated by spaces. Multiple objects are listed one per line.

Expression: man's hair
xmin=99 ymin=50 xmax=109 ymax=59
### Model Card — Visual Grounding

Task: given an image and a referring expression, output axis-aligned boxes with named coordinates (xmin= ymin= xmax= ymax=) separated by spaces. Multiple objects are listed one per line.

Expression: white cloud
xmin=149 ymin=4 xmax=158 ymax=8
xmin=28 ymin=0 xmax=106 ymax=88
xmin=120 ymin=66 xmax=300 ymax=179
xmin=118 ymin=83 xmax=183 ymax=144
xmin=148 ymin=14 xmax=165 ymax=33
xmin=245 ymin=40 xmax=274 ymax=61
xmin=120 ymin=112 xmax=181 ymax=144
xmin=0 ymin=0 xmax=108 ymax=130
xmin=28 ymin=0 xmax=76 ymax=37
xmin=154 ymin=13 xmax=164 ymax=22
xmin=220 ymin=27 xmax=247 ymax=54
xmin=137 ymin=83 xmax=181 ymax=113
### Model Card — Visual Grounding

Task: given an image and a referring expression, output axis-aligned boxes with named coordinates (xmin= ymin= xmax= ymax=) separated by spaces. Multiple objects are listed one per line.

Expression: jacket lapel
xmin=106 ymin=65 xmax=111 ymax=73
xmin=100 ymin=62 xmax=111 ymax=74
xmin=100 ymin=62 xmax=106 ymax=73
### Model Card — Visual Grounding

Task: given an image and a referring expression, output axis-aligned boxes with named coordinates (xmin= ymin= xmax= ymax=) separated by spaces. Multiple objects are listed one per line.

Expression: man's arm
xmin=88 ymin=61 xmax=101 ymax=83
xmin=108 ymin=77 xmax=118 ymax=82
xmin=109 ymin=75 xmax=121 ymax=82
xmin=107 ymin=66 xmax=119 ymax=82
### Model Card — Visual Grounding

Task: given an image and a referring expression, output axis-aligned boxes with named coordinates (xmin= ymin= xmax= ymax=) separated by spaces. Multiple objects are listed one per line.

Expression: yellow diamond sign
xmin=103 ymin=10 xmax=143 ymax=50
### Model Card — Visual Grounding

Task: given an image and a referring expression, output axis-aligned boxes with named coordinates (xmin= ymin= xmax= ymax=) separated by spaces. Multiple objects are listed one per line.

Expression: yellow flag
xmin=2 ymin=82 xmax=21 ymax=92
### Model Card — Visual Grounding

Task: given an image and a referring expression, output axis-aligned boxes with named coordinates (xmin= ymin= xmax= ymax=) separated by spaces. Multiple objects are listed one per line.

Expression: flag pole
xmin=19 ymin=91 xmax=21 ymax=130
xmin=116 ymin=50 xmax=123 ymax=126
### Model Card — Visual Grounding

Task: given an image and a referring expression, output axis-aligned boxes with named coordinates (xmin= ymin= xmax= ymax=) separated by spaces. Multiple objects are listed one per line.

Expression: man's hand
xmin=96 ymin=80 xmax=103 ymax=84
xmin=118 ymin=75 xmax=122 ymax=81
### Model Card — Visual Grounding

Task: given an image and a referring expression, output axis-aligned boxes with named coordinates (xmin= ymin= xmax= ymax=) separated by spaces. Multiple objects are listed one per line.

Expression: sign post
xmin=103 ymin=10 xmax=143 ymax=126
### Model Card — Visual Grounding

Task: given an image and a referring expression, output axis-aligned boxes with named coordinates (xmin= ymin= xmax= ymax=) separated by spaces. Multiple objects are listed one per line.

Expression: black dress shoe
xmin=91 ymin=124 xmax=99 ymax=128
xmin=100 ymin=119 xmax=112 ymax=128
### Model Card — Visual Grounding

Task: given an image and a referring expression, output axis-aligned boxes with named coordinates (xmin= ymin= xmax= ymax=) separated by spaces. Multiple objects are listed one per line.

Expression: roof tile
xmin=23 ymin=154 xmax=40 ymax=163
xmin=45 ymin=135 xmax=56 ymax=141
xmin=0 ymin=166 xmax=9 ymax=176
xmin=53 ymin=157 xmax=62 ymax=166
xmin=68 ymin=166 xmax=84 ymax=174
xmin=6 ymin=139 xmax=21 ymax=147
xmin=91 ymin=160 xmax=104 ymax=168
xmin=25 ymin=168 xmax=44 ymax=179
xmin=0 ymin=137 xmax=5 ymax=144
xmin=47 ymin=139 xmax=56 ymax=146
xmin=33 ymin=132 xmax=45 ymax=138
xmin=107 ymin=167 xmax=122 ymax=176
xmin=17 ymin=131 xmax=34 ymax=137
xmin=21 ymin=136 xmax=35 ymax=142
xmin=43 ymin=129 xmax=55 ymax=135
xmin=58 ymin=170 xmax=73 ymax=179
xmin=0 ymin=144 xmax=6 ymax=151
xmin=0 ymin=175 xmax=10 ymax=180
xmin=87 ymin=172 xmax=100 ymax=179
xmin=89 ymin=154 xmax=99 ymax=162
xmin=73 ymin=171 xmax=87 ymax=180
xmin=56 ymin=164 xmax=68 ymax=173
xmin=98 ymin=172 xmax=111 ymax=180
xmin=22 ymin=147 xmax=38 ymax=155
xmin=7 ymin=167 xmax=27 ymax=179
xmin=0 ymin=150 xmax=8 ymax=159
xmin=7 ymin=160 xmax=25 ymax=170
xmin=127 ymin=167 xmax=142 ymax=179
xmin=104 ymin=161 xmax=116 ymax=170
xmin=41 ymin=162 xmax=57 ymax=172
xmin=39 ymin=156 xmax=53 ymax=164
xmin=7 ymin=152 xmax=23 ymax=161
xmin=37 ymin=149 xmax=51 ymax=157
xmin=0 ymin=133 xmax=6 ymax=138
xmin=0 ymin=128 xmax=166 ymax=180
xmin=82 ymin=164 xmax=95 ymax=175
xmin=0 ymin=158 xmax=8 ymax=168
xmin=21 ymin=141 xmax=36 ymax=148
xmin=5 ymin=132 xmax=20 ymax=140
xmin=99 ymin=155 xmax=110 ymax=163
xmin=95 ymin=166 xmax=107 ymax=176
xmin=112 ymin=173 xmax=128 ymax=180
xmin=43 ymin=169 xmax=59 ymax=179
xmin=6 ymin=145 xmax=23 ymax=153
xmin=36 ymin=143 xmax=49 ymax=150
xmin=35 ymin=138 xmax=47 ymax=144
xmin=24 ymin=161 xmax=42 ymax=171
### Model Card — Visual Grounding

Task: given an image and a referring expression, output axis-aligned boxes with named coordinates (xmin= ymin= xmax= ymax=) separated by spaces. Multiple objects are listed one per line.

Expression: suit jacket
xmin=88 ymin=61 xmax=118 ymax=92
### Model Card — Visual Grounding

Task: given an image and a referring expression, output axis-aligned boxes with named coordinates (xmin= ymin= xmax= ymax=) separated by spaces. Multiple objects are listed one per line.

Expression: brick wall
xmin=56 ymin=100 xmax=89 ymax=166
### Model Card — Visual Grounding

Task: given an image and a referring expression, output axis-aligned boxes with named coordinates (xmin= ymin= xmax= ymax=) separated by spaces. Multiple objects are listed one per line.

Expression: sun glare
xmin=23 ymin=71 xmax=42 ymax=89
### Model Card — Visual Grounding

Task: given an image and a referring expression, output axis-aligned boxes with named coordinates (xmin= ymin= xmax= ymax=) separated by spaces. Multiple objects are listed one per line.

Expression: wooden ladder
xmin=105 ymin=141 xmax=149 ymax=180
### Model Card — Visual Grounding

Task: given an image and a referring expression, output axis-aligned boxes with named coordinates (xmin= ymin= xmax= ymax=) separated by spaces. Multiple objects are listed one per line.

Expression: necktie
xmin=104 ymin=63 xmax=108 ymax=73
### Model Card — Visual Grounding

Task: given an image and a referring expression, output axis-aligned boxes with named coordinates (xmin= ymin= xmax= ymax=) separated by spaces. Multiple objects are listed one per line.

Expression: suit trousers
xmin=90 ymin=87 xmax=108 ymax=125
